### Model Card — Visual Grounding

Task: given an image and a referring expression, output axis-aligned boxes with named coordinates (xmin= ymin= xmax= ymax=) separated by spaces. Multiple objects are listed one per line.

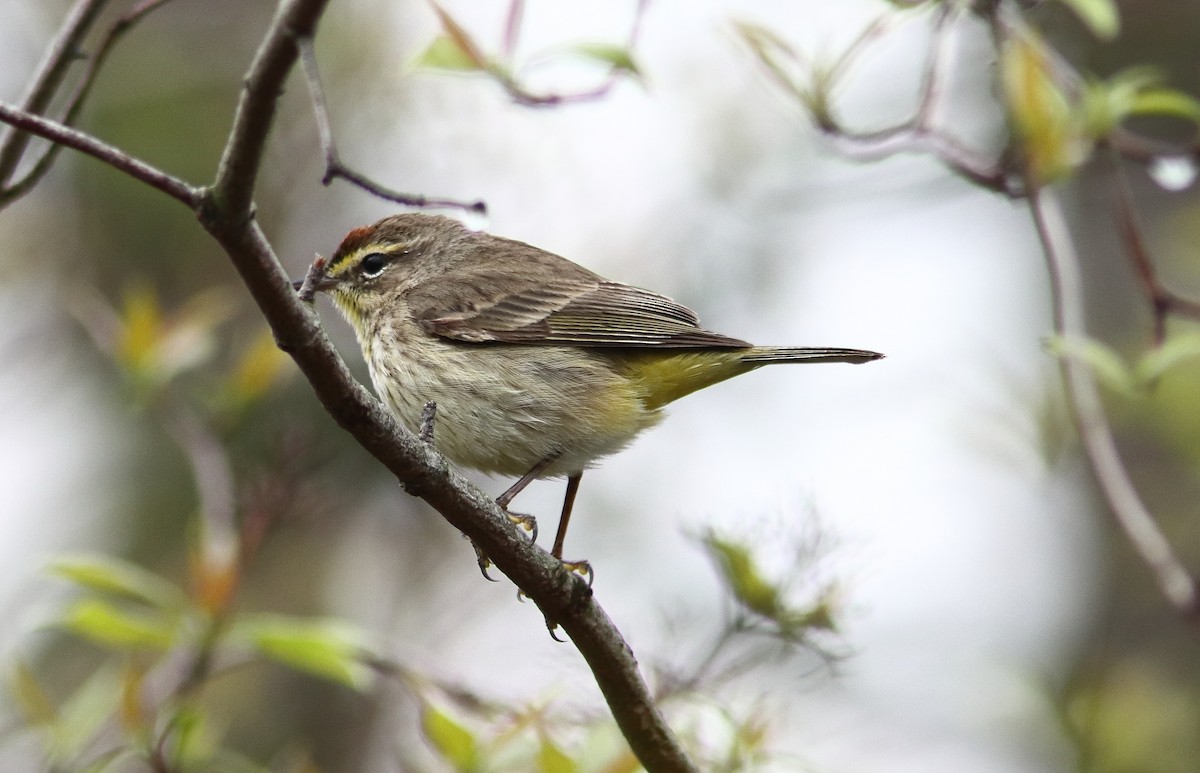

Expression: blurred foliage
xmin=7 ymin=0 xmax=1200 ymax=770
xmin=1060 ymin=659 xmax=1200 ymax=773
xmin=734 ymin=1 xmax=1200 ymax=771
xmin=701 ymin=530 xmax=837 ymax=637
xmin=1001 ymin=34 xmax=1200 ymax=184
xmin=415 ymin=2 xmax=642 ymax=104
xmin=2 ymin=1 xmax=833 ymax=769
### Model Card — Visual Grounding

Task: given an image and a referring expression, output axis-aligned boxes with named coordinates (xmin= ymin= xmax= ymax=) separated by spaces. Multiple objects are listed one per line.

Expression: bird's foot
xmin=559 ymin=558 xmax=594 ymax=588
xmin=471 ymin=541 xmax=499 ymax=582
xmin=541 ymin=558 xmax=594 ymax=641
xmin=506 ymin=511 xmax=538 ymax=543
xmin=470 ymin=511 xmax=539 ymax=582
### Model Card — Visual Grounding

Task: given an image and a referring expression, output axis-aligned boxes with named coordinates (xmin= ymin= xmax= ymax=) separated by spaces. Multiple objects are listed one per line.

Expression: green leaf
xmin=57 ymin=599 xmax=176 ymax=651
xmin=1058 ymin=0 xmax=1120 ymax=40
xmin=1135 ymin=333 xmax=1200 ymax=384
xmin=168 ymin=705 xmax=219 ymax=769
xmin=416 ymin=34 xmax=487 ymax=72
xmin=1082 ymin=68 xmax=1200 ymax=137
xmin=51 ymin=666 xmax=124 ymax=761
xmin=732 ymin=20 xmax=812 ymax=108
xmin=74 ymin=749 xmax=140 ymax=773
xmin=114 ymin=284 xmax=230 ymax=390
xmin=429 ymin=2 xmax=489 ymax=70
xmin=567 ymin=43 xmax=641 ymax=77
xmin=49 ymin=554 xmax=184 ymax=609
xmin=538 ymin=736 xmax=578 ymax=773
xmin=1084 ymin=66 xmax=1161 ymax=135
xmin=237 ymin=614 xmax=374 ymax=691
xmin=702 ymin=532 xmax=783 ymax=620
xmin=421 ymin=703 xmax=479 ymax=771
xmin=1045 ymin=335 xmax=1137 ymax=396
xmin=1000 ymin=34 xmax=1089 ymax=183
xmin=786 ymin=597 xmax=838 ymax=633
xmin=1129 ymin=88 xmax=1200 ymax=125
xmin=9 ymin=661 xmax=57 ymax=725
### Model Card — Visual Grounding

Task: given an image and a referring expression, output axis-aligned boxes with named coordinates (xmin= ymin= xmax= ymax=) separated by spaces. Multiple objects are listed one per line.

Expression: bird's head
xmin=300 ymin=213 xmax=471 ymax=327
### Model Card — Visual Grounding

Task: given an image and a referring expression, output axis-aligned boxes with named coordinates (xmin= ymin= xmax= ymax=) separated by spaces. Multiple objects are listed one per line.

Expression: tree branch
xmin=1107 ymin=152 xmax=1200 ymax=342
xmin=1028 ymin=185 xmax=1200 ymax=630
xmin=0 ymin=0 xmax=107 ymax=189
xmin=0 ymin=101 xmax=200 ymax=206
xmin=779 ymin=0 xmax=1200 ymax=629
xmin=1 ymin=0 xmax=182 ymax=208
xmin=798 ymin=4 xmax=1021 ymax=195
xmin=296 ymin=37 xmax=486 ymax=213
xmin=0 ymin=0 xmax=696 ymax=767
xmin=199 ymin=210 xmax=696 ymax=772
xmin=210 ymin=0 xmax=328 ymax=218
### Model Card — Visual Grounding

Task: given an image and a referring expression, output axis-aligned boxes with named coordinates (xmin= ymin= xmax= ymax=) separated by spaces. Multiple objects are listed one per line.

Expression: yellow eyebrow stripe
xmin=326 ymin=242 xmax=403 ymax=278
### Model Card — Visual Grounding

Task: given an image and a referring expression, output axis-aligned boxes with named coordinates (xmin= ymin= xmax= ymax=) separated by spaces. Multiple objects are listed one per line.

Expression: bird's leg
xmin=496 ymin=452 xmax=558 ymax=508
xmin=553 ymin=473 xmax=593 ymax=587
xmin=473 ymin=453 xmax=559 ymax=580
xmin=495 ymin=452 xmax=561 ymax=542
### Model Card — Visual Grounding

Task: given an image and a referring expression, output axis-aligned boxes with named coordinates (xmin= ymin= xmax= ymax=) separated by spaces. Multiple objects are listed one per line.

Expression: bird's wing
xmin=408 ymin=273 xmax=751 ymax=349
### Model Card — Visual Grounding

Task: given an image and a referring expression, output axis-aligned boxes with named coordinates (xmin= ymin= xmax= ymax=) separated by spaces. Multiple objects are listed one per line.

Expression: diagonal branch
xmin=64 ymin=0 xmax=689 ymax=767
xmin=0 ymin=1 xmax=702 ymax=767
xmin=0 ymin=0 xmax=108 ymax=189
xmin=1028 ymin=185 xmax=1200 ymax=630
xmin=0 ymin=101 xmax=200 ymax=206
xmin=198 ymin=212 xmax=697 ymax=772
xmin=210 ymin=0 xmax=330 ymax=218
xmin=1107 ymin=154 xmax=1200 ymax=342
xmin=1 ymin=0 xmax=181 ymax=207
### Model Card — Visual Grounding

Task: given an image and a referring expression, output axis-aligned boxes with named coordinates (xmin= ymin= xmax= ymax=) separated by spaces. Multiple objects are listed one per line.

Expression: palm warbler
xmin=302 ymin=213 xmax=882 ymax=567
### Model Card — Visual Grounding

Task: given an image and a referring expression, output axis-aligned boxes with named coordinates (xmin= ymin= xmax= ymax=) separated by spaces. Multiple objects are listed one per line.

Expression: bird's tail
xmin=739 ymin=346 xmax=883 ymax=365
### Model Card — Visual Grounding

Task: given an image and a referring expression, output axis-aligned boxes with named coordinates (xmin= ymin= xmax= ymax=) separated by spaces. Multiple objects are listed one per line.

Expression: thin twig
xmin=501 ymin=0 xmax=525 ymax=61
xmin=166 ymin=409 xmax=237 ymax=537
xmin=0 ymin=101 xmax=200 ymax=206
xmin=913 ymin=2 xmax=954 ymax=123
xmin=801 ymin=5 xmax=1020 ymax=195
xmin=210 ymin=0 xmax=336 ymax=219
xmin=1107 ymin=153 xmax=1200 ymax=342
xmin=295 ymin=254 xmax=328 ymax=303
xmin=296 ymin=36 xmax=486 ymax=213
xmin=495 ymin=0 xmax=650 ymax=108
xmin=0 ymin=0 xmax=108 ymax=188
xmin=296 ymin=36 xmax=336 ymax=176
xmin=1029 ymin=185 xmax=1200 ymax=629
xmin=1110 ymin=127 xmax=1200 ymax=166
xmin=0 ymin=0 xmax=181 ymax=207
xmin=328 ymin=163 xmax=488 ymax=213
xmin=419 ymin=401 xmax=438 ymax=444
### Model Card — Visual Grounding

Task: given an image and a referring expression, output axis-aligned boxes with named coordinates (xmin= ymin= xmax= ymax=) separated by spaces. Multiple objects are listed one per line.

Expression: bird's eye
xmin=359 ymin=252 xmax=388 ymax=278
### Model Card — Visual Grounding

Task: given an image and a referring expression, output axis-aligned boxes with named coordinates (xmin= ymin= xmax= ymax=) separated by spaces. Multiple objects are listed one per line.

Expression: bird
xmin=300 ymin=213 xmax=882 ymax=577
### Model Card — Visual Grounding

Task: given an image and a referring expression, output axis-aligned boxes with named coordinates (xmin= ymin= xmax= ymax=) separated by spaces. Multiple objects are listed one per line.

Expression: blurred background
xmin=2 ymin=0 xmax=1200 ymax=770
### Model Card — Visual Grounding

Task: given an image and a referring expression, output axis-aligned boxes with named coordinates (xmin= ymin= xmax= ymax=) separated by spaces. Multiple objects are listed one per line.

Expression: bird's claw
xmin=506 ymin=511 xmax=538 ymax=543
xmin=468 ymin=511 xmax=537 ymax=583
xmin=541 ymin=557 xmax=594 ymax=641
xmin=560 ymin=558 xmax=594 ymax=588
xmin=472 ymin=542 xmax=499 ymax=582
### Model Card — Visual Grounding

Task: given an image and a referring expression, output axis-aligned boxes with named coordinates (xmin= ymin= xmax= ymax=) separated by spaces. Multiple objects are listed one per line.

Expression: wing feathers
xmin=415 ymin=276 xmax=750 ymax=349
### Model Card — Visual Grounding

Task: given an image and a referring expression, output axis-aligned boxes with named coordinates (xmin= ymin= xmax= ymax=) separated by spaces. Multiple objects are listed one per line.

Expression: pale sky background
xmin=0 ymin=1 xmax=1104 ymax=770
